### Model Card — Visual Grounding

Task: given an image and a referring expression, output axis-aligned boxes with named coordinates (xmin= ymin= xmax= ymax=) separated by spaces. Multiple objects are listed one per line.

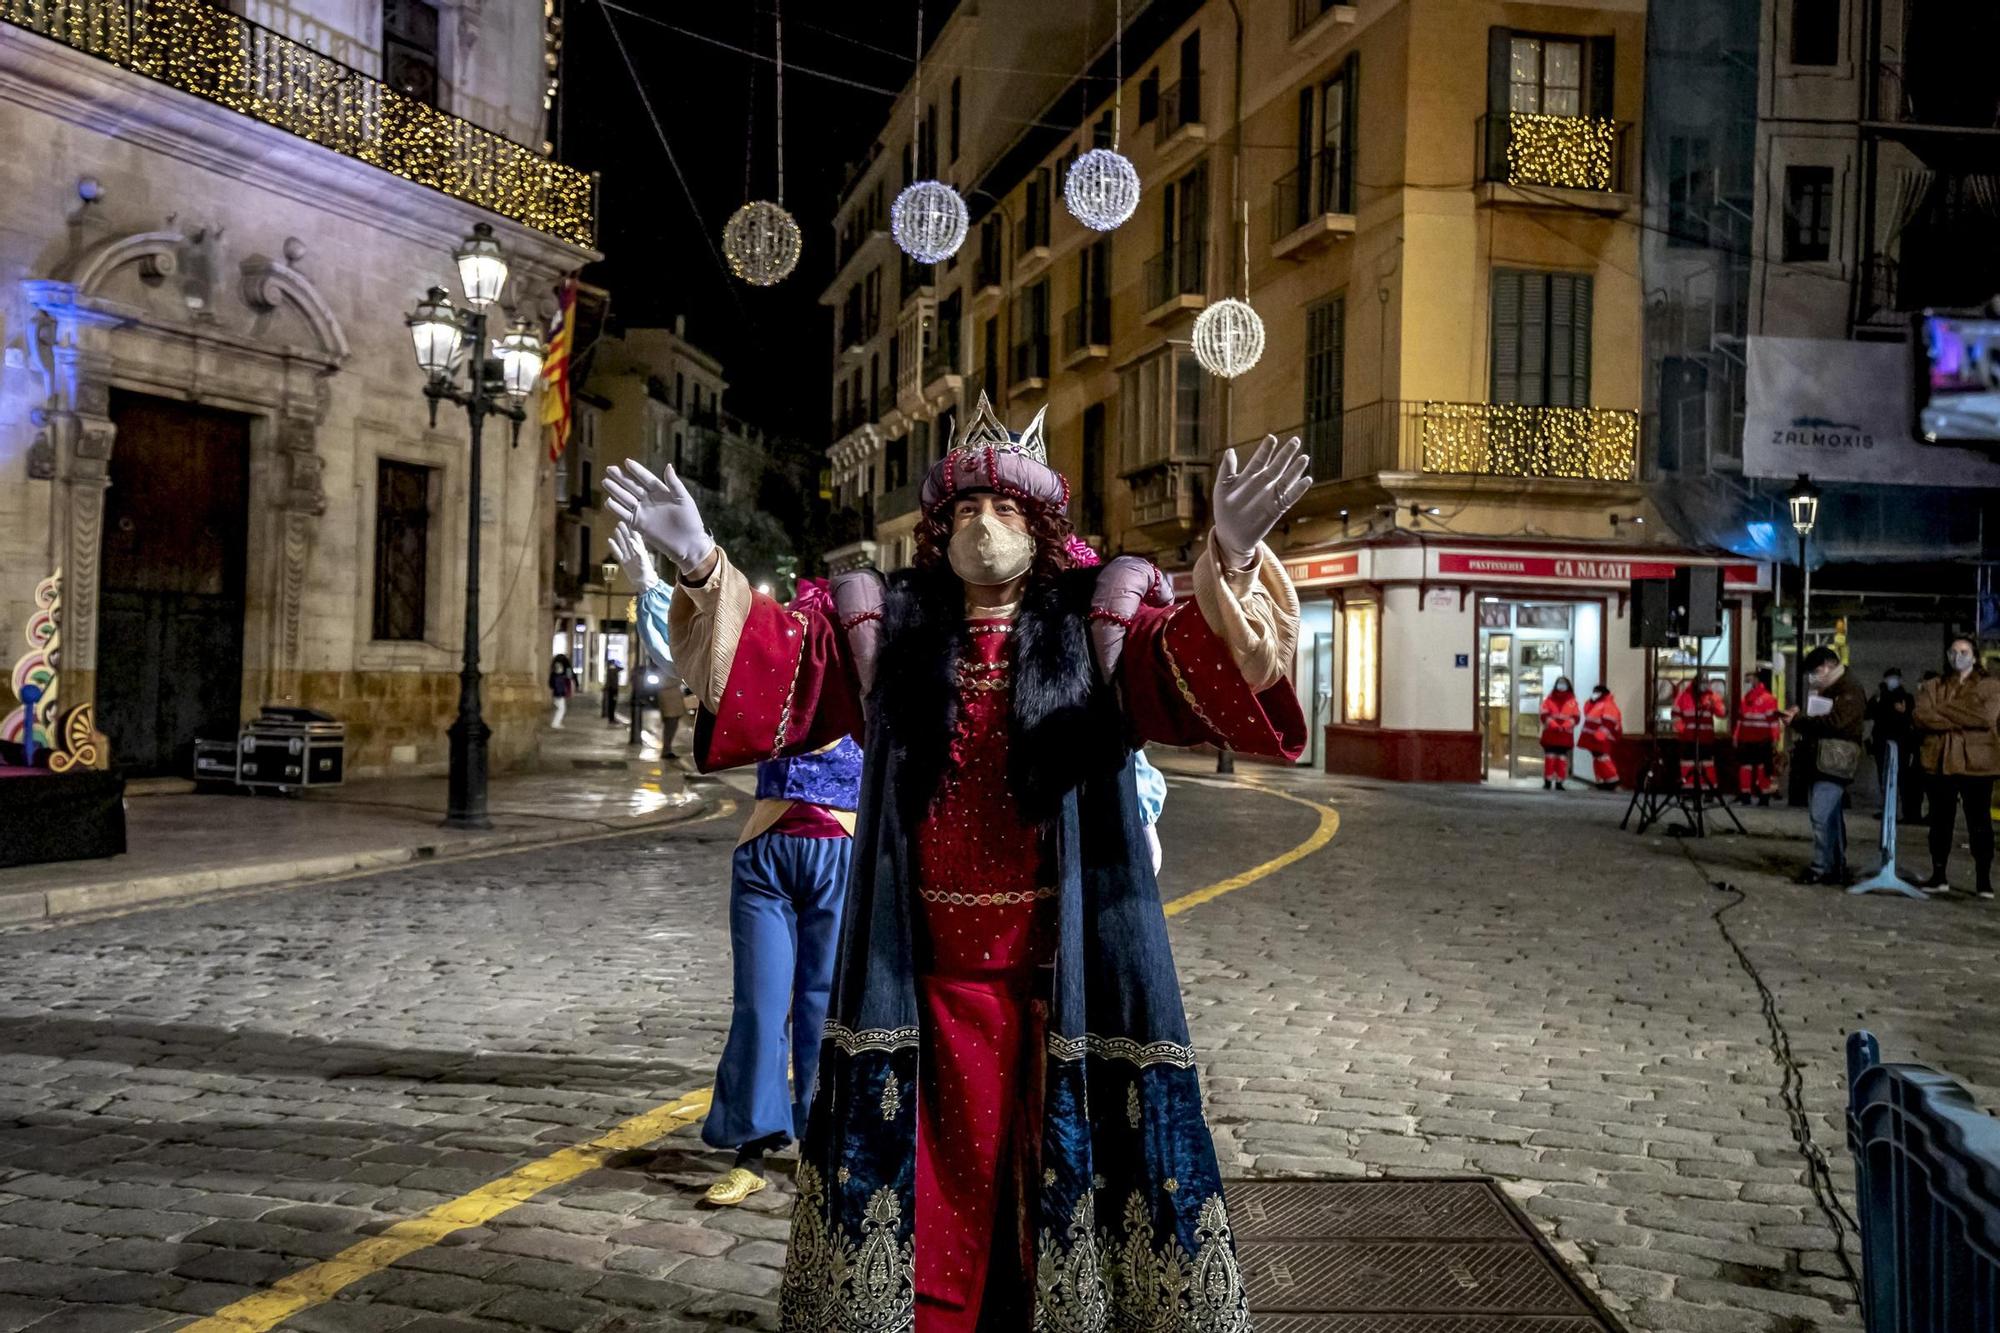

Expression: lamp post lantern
xmin=404 ymin=221 xmax=544 ymax=830
xmin=1787 ymin=473 xmax=1821 ymax=710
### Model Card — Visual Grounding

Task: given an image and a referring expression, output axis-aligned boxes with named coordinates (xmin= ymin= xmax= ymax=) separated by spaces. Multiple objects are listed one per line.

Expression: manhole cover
xmin=1227 ymin=1179 xmax=1623 ymax=1332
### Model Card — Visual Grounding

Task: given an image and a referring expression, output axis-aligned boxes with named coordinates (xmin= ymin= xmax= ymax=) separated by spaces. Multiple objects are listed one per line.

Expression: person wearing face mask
xmin=1579 ymin=683 xmax=1623 ymax=789
xmin=1866 ymin=666 xmax=1917 ymax=823
xmin=1538 ymin=676 xmax=1580 ymax=790
xmin=1913 ymin=636 xmax=2000 ymax=898
xmin=606 ymin=396 xmax=1309 ymax=1332
xmin=1785 ymin=646 xmax=1869 ymax=885
xmin=1734 ymin=669 xmax=1782 ymax=806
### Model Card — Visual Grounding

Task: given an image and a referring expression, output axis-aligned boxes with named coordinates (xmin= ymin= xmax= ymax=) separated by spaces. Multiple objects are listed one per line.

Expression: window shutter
xmin=1340 ymin=54 xmax=1360 ymax=213
xmin=1547 ymin=275 xmax=1575 ymax=407
xmin=1486 ymin=28 xmax=1515 ymax=178
xmin=1589 ymin=36 xmax=1615 ymax=119
xmin=1296 ymin=87 xmax=1315 ymax=230
xmin=1519 ymin=272 xmax=1548 ymax=406
xmin=1487 ymin=28 xmax=1512 ymax=115
xmin=1490 ymin=269 xmax=1522 ymax=403
xmin=1570 ymin=273 xmax=1593 ymax=407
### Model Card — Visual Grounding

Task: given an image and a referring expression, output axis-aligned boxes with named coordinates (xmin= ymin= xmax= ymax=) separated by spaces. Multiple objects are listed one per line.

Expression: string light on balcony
xmin=1192 ymin=298 xmax=1266 ymax=379
xmin=1505 ymin=112 xmax=1617 ymax=191
xmin=1416 ymin=402 xmax=1637 ymax=481
xmin=889 ymin=1 xmax=967 ymax=264
xmin=29 ymin=0 xmax=594 ymax=245
xmin=723 ymin=2 xmax=801 ymax=285
xmin=1063 ymin=0 xmax=1140 ymax=231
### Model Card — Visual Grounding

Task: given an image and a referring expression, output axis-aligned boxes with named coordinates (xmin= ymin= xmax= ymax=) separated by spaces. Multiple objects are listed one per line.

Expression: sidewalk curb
xmin=0 ymin=792 xmax=717 ymax=928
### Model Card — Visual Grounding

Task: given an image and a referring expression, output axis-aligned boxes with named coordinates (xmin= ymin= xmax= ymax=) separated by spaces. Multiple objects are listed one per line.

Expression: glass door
xmin=1481 ymin=631 xmax=1513 ymax=780
xmin=1309 ymin=632 xmax=1334 ymax=768
xmin=1511 ymin=637 xmax=1571 ymax=779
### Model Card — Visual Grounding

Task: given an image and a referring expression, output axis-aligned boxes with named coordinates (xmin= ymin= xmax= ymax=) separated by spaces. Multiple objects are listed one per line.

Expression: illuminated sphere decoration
xmin=1063 ymin=148 xmax=1141 ymax=231
xmin=1192 ymin=298 xmax=1266 ymax=379
xmin=722 ymin=200 xmax=803 ymax=287
xmin=891 ymin=179 xmax=969 ymax=264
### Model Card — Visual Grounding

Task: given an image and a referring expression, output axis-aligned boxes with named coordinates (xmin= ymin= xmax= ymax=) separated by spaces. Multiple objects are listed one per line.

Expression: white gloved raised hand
xmin=1211 ymin=434 xmax=1311 ymax=570
xmin=608 ymin=522 xmax=660 ymax=592
xmin=603 ymin=460 xmax=714 ymax=575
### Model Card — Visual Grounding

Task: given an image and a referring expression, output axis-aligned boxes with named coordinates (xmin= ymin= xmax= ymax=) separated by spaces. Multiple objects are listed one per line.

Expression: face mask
xmin=1885 ymin=675 xmax=1902 ymax=690
xmin=948 ymin=512 xmax=1035 ymax=587
xmin=1555 ymin=681 xmax=1571 ymax=694
xmin=1952 ymin=650 xmax=1976 ymax=673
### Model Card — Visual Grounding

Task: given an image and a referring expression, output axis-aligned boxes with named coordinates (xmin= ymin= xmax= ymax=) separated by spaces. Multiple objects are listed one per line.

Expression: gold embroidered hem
xmin=781 ymin=1161 xmax=915 ymax=1332
xmin=1046 ymin=1033 xmax=1197 ymax=1069
xmin=824 ymin=1022 xmax=921 ymax=1055
xmin=1032 ymin=1189 xmax=1251 ymax=1333
xmin=919 ymin=885 xmax=1057 ymax=907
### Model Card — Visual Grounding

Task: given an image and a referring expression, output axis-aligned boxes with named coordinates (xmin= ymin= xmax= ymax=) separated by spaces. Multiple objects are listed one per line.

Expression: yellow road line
xmin=1162 ymin=781 xmax=1339 ymax=917
xmin=180 ymin=1087 xmax=712 ymax=1333
xmin=187 ymin=778 xmax=1333 ymax=1331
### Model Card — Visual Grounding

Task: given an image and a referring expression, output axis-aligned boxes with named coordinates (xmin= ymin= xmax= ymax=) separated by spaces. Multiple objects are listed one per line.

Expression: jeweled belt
xmin=918 ymin=885 xmax=1057 ymax=907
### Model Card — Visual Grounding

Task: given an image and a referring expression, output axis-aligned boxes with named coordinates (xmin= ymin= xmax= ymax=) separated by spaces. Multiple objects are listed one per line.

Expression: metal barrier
xmin=1846 ymin=1030 xmax=2000 ymax=1332
xmin=1853 ymin=739 xmax=1924 ymax=896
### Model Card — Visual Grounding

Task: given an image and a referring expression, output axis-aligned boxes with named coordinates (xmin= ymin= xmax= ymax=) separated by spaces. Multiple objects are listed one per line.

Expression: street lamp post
xmin=1787 ymin=473 xmax=1822 ymax=710
xmin=404 ymin=222 xmax=545 ymax=830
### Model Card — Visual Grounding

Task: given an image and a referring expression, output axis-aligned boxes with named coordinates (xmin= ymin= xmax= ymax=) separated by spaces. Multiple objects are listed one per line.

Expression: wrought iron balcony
xmin=876 ymin=480 xmax=921 ymax=522
xmin=1010 ymin=335 xmax=1050 ymax=385
xmin=1126 ymin=459 xmax=1209 ymax=536
xmin=1143 ymin=245 xmax=1205 ymax=321
xmin=3 ymin=0 xmax=596 ymax=245
xmin=1478 ymin=113 xmax=1628 ymax=196
xmin=1155 ymin=76 xmax=1203 ymax=147
xmin=1062 ymin=300 xmax=1110 ymax=360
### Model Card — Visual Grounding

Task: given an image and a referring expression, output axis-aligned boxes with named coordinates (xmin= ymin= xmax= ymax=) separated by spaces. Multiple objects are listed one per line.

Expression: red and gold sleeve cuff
xmin=695 ymin=595 xmax=862 ymax=772
xmin=1122 ymin=602 xmax=1307 ymax=760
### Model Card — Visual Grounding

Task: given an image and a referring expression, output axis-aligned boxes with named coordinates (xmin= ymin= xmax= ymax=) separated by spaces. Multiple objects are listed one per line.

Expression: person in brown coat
xmin=1914 ymin=635 xmax=2000 ymax=898
xmin=1785 ymin=646 xmax=1869 ymax=885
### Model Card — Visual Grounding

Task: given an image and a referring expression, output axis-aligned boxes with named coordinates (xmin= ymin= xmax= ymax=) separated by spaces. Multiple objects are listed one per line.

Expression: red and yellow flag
xmin=541 ymin=275 xmax=578 ymax=461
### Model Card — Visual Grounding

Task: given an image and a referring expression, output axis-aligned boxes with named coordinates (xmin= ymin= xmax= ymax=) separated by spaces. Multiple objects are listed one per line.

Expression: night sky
xmin=559 ymin=1 xmax=948 ymax=446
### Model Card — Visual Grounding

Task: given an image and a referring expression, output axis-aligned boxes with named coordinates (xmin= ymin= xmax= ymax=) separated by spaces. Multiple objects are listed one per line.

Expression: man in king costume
xmin=606 ymin=397 xmax=1311 ymax=1331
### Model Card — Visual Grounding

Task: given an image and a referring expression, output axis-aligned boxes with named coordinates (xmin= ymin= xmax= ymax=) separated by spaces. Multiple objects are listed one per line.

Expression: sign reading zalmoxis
xmin=1742 ymin=336 xmax=2000 ymax=486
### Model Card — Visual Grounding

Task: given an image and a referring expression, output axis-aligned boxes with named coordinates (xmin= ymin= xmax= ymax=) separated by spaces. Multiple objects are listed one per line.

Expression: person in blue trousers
xmin=622 ymin=543 xmax=862 ymax=1206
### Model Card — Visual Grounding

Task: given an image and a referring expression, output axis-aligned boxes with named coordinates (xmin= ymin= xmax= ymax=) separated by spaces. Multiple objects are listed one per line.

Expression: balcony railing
xmin=1143 ymin=245 xmax=1206 ymax=310
xmin=1128 ymin=461 xmax=1207 ymax=530
xmin=1017 ymin=209 xmax=1051 ymax=257
xmin=1011 ymin=335 xmax=1050 ymax=383
xmin=1063 ymin=300 xmax=1111 ymax=356
xmin=4 ymin=0 xmax=596 ymax=245
xmin=1478 ymin=113 xmax=1628 ymax=194
xmin=923 ymin=339 xmax=960 ymax=387
xmin=1155 ymin=76 xmax=1203 ymax=145
xmin=1272 ymin=147 xmax=1354 ymax=239
xmin=876 ymin=480 xmax=921 ymax=522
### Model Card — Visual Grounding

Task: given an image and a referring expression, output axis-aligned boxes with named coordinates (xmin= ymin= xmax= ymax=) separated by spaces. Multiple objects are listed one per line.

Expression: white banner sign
xmin=1742 ymin=336 xmax=2000 ymax=487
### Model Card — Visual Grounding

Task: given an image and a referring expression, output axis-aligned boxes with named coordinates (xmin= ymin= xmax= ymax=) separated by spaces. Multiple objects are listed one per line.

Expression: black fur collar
xmin=871 ymin=566 xmax=1124 ymax=826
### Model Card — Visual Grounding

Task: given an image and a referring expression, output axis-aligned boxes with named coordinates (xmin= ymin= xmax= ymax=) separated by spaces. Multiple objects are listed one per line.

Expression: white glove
xmin=608 ymin=522 xmax=660 ymax=592
xmin=1145 ymin=824 xmax=1163 ymax=875
xmin=1211 ymin=434 xmax=1311 ymax=570
xmin=603 ymin=460 xmax=714 ymax=575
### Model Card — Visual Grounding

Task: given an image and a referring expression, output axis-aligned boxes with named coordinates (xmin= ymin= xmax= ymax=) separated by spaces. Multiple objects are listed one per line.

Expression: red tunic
xmin=912 ymin=620 xmax=1052 ymax=1329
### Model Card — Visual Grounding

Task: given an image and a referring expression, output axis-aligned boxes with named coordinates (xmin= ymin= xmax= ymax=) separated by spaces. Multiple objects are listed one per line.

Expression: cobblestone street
xmin=0 ymin=763 xmax=1994 ymax=1332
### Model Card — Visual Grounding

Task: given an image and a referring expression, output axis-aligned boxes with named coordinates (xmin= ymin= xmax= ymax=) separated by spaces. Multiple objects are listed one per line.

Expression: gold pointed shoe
xmin=702 ymin=1166 xmax=769 ymax=1207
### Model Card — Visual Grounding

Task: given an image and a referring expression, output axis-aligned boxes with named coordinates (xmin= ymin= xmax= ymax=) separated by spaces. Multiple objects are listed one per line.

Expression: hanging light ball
xmin=722 ymin=200 xmax=803 ymax=287
xmin=1192 ymin=298 xmax=1267 ymax=379
xmin=1063 ymin=148 xmax=1141 ymax=231
xmin=891 ymin=179 xmax=968 ymax=264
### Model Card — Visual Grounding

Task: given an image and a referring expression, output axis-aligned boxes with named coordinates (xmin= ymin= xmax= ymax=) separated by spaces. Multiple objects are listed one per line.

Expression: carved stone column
xmin=271 ymin=395 xmax=328 ymax=703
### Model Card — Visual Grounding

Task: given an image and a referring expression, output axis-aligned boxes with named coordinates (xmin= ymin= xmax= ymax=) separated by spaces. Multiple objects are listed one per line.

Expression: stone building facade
xmin=0 ymin=0 xmax=594 ymax=779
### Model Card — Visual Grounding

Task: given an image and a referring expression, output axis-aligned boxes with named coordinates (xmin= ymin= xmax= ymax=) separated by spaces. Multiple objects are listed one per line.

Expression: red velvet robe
xmin=690 ymin=585 xmax=1304 ymax=1330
